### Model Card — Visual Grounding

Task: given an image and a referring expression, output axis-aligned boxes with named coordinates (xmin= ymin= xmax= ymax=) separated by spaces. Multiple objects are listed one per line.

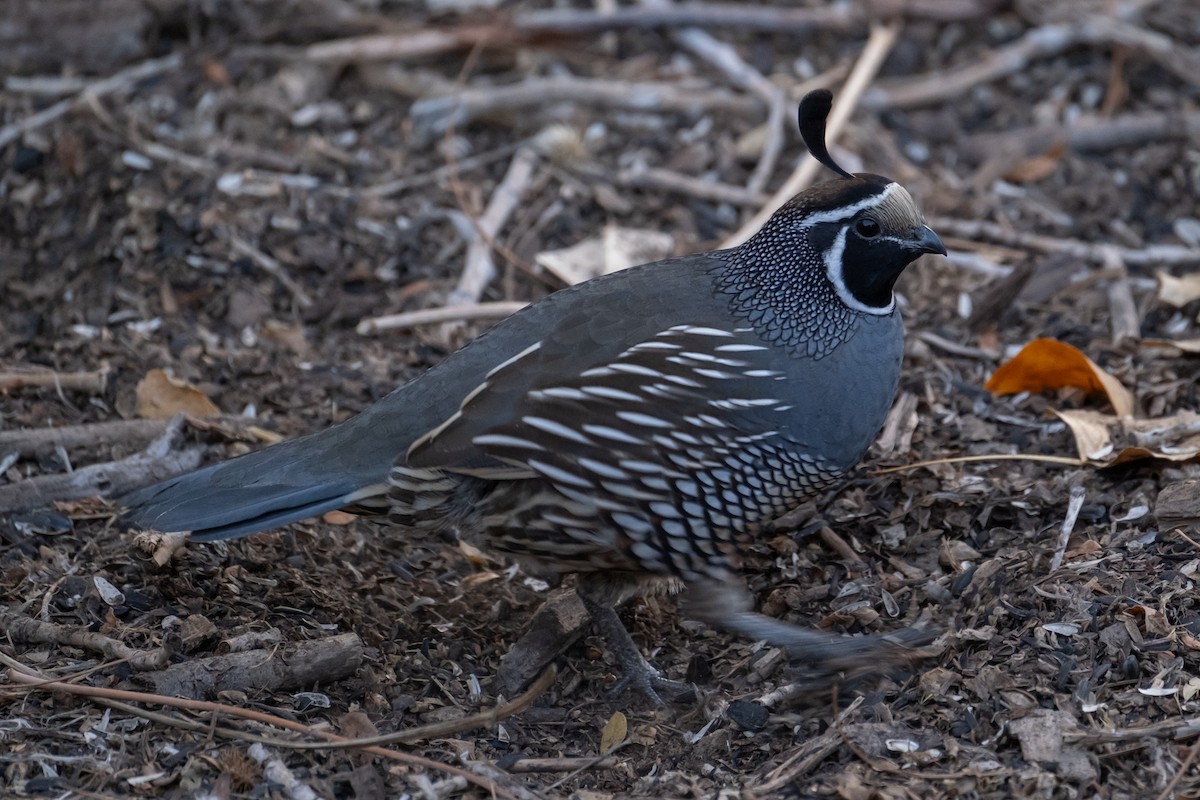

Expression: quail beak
xmin=913 ymin=225 xmax=947 ymax=256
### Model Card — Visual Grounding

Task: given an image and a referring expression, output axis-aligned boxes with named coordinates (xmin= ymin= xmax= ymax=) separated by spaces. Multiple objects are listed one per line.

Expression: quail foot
xmin=123 ymin=90 xmax=946 ymax=705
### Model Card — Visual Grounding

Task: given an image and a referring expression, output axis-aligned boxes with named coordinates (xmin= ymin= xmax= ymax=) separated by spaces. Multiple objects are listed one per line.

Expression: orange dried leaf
xmin=986 ymin=338 xmax=1134 ymax=417
xmin=135 ymin=369 xmax=220 ymax=419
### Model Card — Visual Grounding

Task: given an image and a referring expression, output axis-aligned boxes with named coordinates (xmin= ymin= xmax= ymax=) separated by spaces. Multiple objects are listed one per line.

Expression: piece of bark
xmin=131 ymin=633 xmax=364 ymax=700
xmin=1157 ymin=481 xmax=1200 ymax=529
xmin=498 ymin=589 xmax=590 ymax=696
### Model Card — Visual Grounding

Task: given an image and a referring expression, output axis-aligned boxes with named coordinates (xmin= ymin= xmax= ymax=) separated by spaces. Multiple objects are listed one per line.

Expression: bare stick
xmin=1049 ymin=486 xmax=1086 ymax=572
xmin=134 ymin=633 xmax=364 ymax=700
xmin=722 ymin=20 xmax=903 ymax=248
xmin=929 ymin=217 xmax=1200 ymax=267
xmin=0 ymin=367 xmax=109 ymax=394
xmin=356 ymin=301 xmax=528 ymax=336
xmin=501 ymin=756 xmax=619 ymax=773
xmin=0 ymin=417 xmax=202 ymax=513
xmin=2 ymin=609 xmax=171 ymax=670
xmin=514 ymin=3 xmax=860 ymax=35
xmin=1102 ymin=247 xmax=1140 ymax=345
xmin=0 ymin=415 xmax=252 ymax=458
xmin=447 ymin=147 xmax=539 ymax=308
xmin=960 ymin=111 xmax=1200 ymax=164
xmin=863 ymin=17 xmax=1200 ymax=110
xmin=229 ymin=235 xmax=315 ymax=308
xmin=0 ymin=53 xmax=181 ymax=150
xmin=617 ymin=163 xmax=768 ymax=206
xmin=410 ymin=77 xmax=760 ymax=142
xmin=0 ymin=448 xmax=203 ymax=513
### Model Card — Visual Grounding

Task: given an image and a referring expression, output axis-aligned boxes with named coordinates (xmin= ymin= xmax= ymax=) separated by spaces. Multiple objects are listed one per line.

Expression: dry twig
xmin=229 ymin=235 xmax=315 ymax=309
xmin=447 ymin=147 xmax=540 ymax=308
xmin=409 ymin=77 xmax=760 ymax=142
xmin=1 ymin=610 xmax=172 ymax=670
xmin=0 ymin=53 xmax=181 ymax=150
xmin=929 ymin=217 xmax=1200 ymax=268
xmin=0 ymin=367 xmax=109 ymax=394
xmin=863 ymin=16 xmax=1200 ymax=110
xmin=356 ymin=301 xmax=528 ymax=336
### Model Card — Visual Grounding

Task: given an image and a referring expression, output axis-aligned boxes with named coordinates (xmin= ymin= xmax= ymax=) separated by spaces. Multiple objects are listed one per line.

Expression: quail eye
xmin=855 ymin=218 xmax=881 ymax=238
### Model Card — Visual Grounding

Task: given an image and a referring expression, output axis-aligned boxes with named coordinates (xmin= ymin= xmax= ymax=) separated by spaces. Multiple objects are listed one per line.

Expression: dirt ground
xmin=4 ymin=1 xmax=1200 ymax=798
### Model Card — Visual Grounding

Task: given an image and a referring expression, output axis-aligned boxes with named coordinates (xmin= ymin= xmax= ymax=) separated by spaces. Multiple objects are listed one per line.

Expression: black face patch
xmin=840 ymin=232 xmax=920 ymax=309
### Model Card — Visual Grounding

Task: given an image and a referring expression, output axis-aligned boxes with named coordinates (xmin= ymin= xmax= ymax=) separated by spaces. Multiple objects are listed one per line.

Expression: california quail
xmin=123 ymin=91 xmax=946 ymax=703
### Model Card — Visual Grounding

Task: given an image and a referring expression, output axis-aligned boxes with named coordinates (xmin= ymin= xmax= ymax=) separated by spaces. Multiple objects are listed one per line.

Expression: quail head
xmin=123 ymin=90 xmax=946 ymax=705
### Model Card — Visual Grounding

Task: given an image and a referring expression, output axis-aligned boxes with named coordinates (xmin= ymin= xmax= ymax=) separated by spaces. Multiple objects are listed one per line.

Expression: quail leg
xmin=683 ymin=579 xmax=933 ymax=674
xmin=576 ymin=577 xmax=697 ymax=706
xmin=578 ymin=594 xmax=697 ymax=706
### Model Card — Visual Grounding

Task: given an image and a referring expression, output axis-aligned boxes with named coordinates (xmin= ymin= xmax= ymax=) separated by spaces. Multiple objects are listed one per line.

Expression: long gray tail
xmin=121 ymin=403 xmax=410 ymax=542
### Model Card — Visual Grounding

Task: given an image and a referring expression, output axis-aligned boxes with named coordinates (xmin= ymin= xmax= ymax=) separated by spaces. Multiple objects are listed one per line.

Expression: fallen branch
xmin=0 ymin=414 xmax=202 ymax=513
xmin=959 ymin=111 xmax=1200 ymax=164
xmin=1 ymin=610 xmax=172 ymax=670
xmin=748 ymin=696 xmax=865 ymax=797
xmin=132 ymin=632 xmax=364 ymax=700
xmin=863 ymin=16 xmax=1200 ymax=110
xmin=0 ymin=367 xmax=109 ymax=394
xmin=356 ymin=301 xmax=527 ymax=336
xmin=410 ymin=77 xmax=760 ymax=142
xmin=928 ymin=217 xmax=1200 ymax=267
xmin=447 ymin=147 xmax=540 ymax=308
xmin=501 ymin=755 xmax=619 ymax=773
xmin=0 ymin=53 xmax=181 ymax=150
xmin=229 ymin=235 xmax=315 ymax=308
xmin=0 ymin=447 xmax=202 ymax=513
xmin=0 ymin=415 xmax=254 ymax=458
xmin=1102 ymin=247 xmax=1139 ymax=345
xmin=617 ymin=163 xmax=768 ymax=207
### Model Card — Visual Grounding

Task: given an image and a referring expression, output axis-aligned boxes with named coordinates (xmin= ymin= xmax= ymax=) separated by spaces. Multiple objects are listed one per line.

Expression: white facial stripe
xmin=823 ymin=226 xmax=896 ymax=315
xmin=799 ymin=181 xmax=898 ymax=228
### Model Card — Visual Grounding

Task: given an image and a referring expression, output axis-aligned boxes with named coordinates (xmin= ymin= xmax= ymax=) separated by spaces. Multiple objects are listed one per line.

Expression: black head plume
xmin=798 ymin=90 xmax=853 ymax=180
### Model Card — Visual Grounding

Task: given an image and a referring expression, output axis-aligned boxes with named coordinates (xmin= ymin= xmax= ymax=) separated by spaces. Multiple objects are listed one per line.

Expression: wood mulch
xmin=3 ymin=1 xmax=1200 ymax=797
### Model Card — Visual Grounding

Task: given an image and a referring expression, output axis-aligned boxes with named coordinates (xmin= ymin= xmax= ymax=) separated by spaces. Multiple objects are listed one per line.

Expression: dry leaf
xmin=537 ymin=225 xmax=674 ymax=285
xmin=987 ymin=338 xmax=1134 ymax=417
xmin=261 ymin=319 xmax=310 ymax=357
xmin=322 ymin=510 xmax=357 ymax=525
xmin=136 ymin=369 xmax=220 ymax=419
xmin=1003 ymin=141 xmax=1067 ymax=184
xmin=1054 ymin=409 xmax=1200 ymax=467
xmin=600 ymin=711 xmax=627 ymax=753
xmin=1156 ymin=271 xmax=1200 ymax=308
